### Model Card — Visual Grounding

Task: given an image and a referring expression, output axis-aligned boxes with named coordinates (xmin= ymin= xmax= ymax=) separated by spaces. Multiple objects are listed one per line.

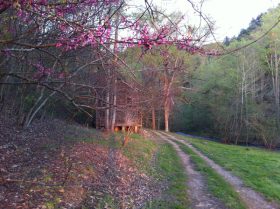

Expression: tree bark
xmin=152 ymin=107 xmax=156 ymax=130
xmin=110 ymin=11 xmax=120 ymax=132
xmin=105 ymin=89 xmax=110 ymax=130
xmin=164 ymin=73 xmax=171 ymax=132
xmin=111 ymin=78 xmax=117 ymax=131
xmin=164 ymin=103 xmax=169 ymax=132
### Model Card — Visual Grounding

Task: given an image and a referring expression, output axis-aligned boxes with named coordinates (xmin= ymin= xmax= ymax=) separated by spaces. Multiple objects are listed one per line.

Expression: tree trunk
xmin=24 ymin=91 xmax=56 ymax=127
xmin=105 ymin=89 xmax=110 ymax=130
xmin=274 ymin=49 xmax=279 ymax=128
xmin=152 ymin=107 xmax=156 ymax=130
xmin=111 ymin=78 xmax=117 ymax=131
xmin=164 ymin=104 xmax=169 ymax=132
xmin=110 ymin=12 xmax=120 ymax=132
xmin=163 ymin=69 xmax=173 ymax=132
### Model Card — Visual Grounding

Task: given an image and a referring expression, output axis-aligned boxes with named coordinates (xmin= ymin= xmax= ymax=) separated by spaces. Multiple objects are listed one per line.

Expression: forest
xmin=1 ymin=1 xmax=279 ymax=147
xmin=171 ymin=6 xmax=280 ymax=148
xmin=1 ymin=1 xmax=280 ymax=208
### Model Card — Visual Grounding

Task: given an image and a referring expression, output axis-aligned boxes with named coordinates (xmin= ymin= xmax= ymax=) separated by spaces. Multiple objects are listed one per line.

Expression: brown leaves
xmin=0 ymin=113 xmax=159 ymax=208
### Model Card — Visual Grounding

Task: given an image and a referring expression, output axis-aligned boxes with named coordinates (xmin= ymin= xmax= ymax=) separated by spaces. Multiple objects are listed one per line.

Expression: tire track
xmin=160 ymin=131 xmax=280 ymax=209
xmin=153 ymin=131 xmax=228 ymax=209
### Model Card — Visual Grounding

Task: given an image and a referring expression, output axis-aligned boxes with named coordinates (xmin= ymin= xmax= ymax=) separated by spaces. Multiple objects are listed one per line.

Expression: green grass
xmin=121 ymin=133 xmax=158 ymax=174
xmin=177 ymin=134 xmax=280 ymax=203
xmin=175 ymin=140 xmax=246 ymax=209
xmin=64 ymin=127 xmax=117 ymax=147
xmin=146 ymin=143 xmax=190 ymax=209
xmin=63 ymin=127 xmax=190 ymax=208
xmin=65 ymin=130 xmax=158 ymax=174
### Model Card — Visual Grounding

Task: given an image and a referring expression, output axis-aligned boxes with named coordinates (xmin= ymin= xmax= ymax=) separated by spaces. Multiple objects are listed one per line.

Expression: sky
xmin=154 ymin=0 xmax=280 ymax=41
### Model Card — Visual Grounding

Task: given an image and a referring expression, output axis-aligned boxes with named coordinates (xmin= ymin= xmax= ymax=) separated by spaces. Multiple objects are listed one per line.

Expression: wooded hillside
xmin=0 ymin=1 xmax=280 ymax=147
xmin=172 ymin=6 xmax=280 ymax=148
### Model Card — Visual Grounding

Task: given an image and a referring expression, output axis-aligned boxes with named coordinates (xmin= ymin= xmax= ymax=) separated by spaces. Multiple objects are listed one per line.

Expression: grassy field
xmin=121 ymin=133 xmax=157 ymax=174
xmin=113 ymin=134 xmax=190 ymax=209
xmin=145 ymin=143 xmax=190 ymax=209
xmin=175 ymin=140 xmax=246 ymax=209
xmin=177 ymin=134 xmax=280 ymax=203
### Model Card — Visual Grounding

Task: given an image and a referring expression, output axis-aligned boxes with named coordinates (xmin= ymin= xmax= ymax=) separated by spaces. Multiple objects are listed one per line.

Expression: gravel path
xmin=160 ymin=131 xmax=280 ymax=209
xmin=153 ymin=131 xmax=228 ymax=209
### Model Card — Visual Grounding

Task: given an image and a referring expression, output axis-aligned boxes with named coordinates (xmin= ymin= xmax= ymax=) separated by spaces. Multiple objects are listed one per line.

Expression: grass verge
xmin=178 ymin=134 xmax=280 ymax=203
xmin=121 ymin=133 xmax=157 ymax=174
xmin=65 ymin=128 xmax=190 ymax=208
xmin=146 ymin=143 xmax=190 ymax=209
xmin=65 ymin=130 xmax=157 ymax=174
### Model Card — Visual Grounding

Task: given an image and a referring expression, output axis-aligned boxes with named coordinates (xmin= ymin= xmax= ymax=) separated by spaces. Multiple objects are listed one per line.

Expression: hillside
xmin=1 ymin=1 xmax=280 ymax=208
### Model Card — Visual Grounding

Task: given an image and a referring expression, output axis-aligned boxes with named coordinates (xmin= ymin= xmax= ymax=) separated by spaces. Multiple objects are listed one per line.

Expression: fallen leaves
xmin=0 ymin=115 xmax=159 ymax=208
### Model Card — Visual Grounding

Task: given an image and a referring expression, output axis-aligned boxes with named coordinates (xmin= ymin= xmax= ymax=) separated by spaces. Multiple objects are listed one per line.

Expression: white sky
xmin=153 ymin=0 xmax=280 ymax=41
